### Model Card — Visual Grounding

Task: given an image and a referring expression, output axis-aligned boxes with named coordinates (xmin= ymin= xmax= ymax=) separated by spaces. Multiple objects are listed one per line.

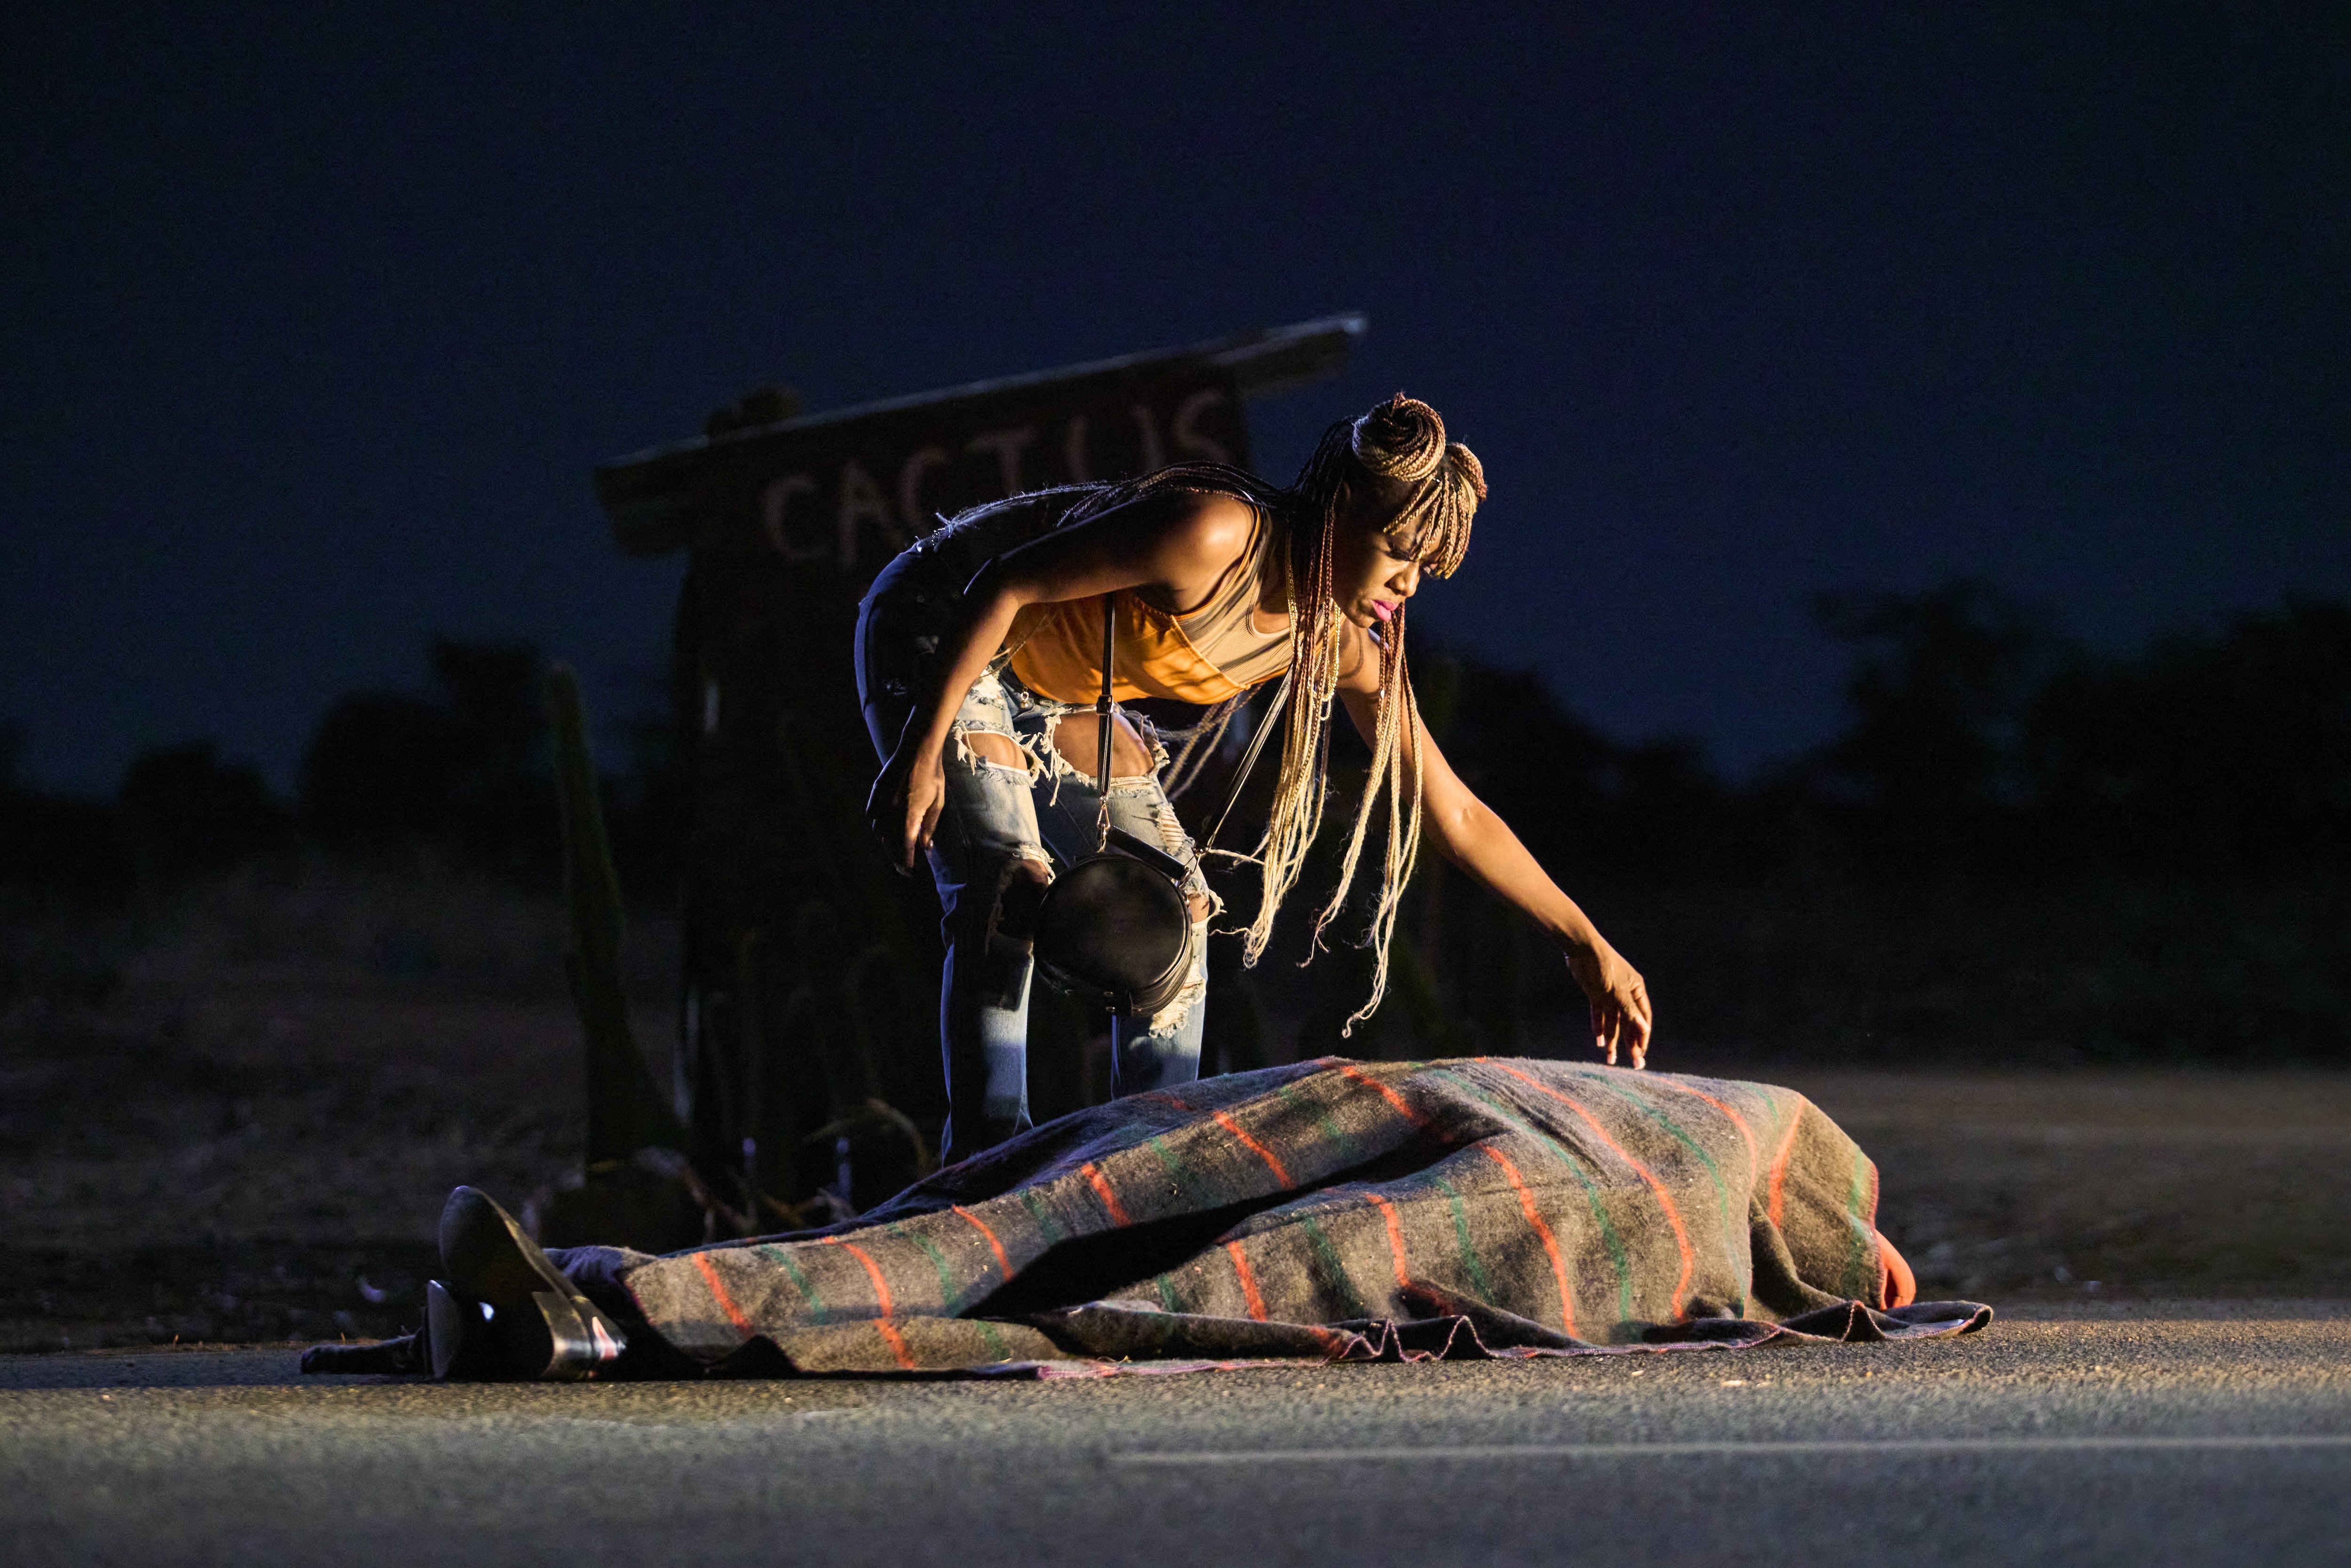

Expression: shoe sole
xmin=426 ymin=1279 xmax=494 ymax=1381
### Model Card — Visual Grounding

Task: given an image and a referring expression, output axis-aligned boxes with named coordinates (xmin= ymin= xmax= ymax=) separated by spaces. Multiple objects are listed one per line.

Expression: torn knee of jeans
xmin=1029 ymin=728 xmax=1090 ymax=805
xmin=984 ymin=853 xmax=1054 ymax=954
xmin=1030 ymin=742 xmax=1068 ymax=792
xmin=950 ymin=722 xmax=1038 ymax=779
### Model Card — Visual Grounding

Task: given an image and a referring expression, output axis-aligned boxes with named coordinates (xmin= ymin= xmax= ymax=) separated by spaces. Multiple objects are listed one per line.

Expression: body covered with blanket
xmin=550 ymin=1056 xmax=1985 ymax=1376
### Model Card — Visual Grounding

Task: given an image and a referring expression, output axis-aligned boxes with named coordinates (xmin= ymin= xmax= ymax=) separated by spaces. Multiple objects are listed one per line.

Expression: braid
xmin=1239 ymin=483 xmax=1342 ymax=968
xmin=1242 ymin=394 xmax=1482 ymax=1033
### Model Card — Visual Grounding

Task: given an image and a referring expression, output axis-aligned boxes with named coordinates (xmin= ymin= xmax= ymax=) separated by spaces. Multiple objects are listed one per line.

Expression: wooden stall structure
xmin=593 ymin=315 xmax=1362 ymax=1212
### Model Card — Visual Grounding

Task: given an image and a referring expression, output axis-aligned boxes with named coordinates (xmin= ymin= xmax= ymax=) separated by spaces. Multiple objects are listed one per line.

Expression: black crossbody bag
xmin=1031 ymin=591 xmax=1287 ymax=1017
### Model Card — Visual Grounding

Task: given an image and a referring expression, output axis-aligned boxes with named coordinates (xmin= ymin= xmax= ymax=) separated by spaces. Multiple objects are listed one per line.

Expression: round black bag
xmin=1033 ymin=830 xmax=1198 ymax=1017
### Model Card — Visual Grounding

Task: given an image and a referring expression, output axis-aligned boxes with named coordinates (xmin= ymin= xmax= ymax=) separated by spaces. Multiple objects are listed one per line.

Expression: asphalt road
xmin=7 ymin=1302 xmax=2351 ymax=1568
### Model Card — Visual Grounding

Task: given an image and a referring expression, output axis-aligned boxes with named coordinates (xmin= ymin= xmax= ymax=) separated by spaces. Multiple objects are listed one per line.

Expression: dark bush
xmin=300 ymin=690 xmax=467 ymax=851
xmin=2023 ymin=599 xmax=2351 ymax=872
xmin=0 ymin=721 xmax=133 ymax=901
xmin=1804 ymin=579 xmax=2061 ymax=867
xmin=1419 ymin=650 xmax=1744 ymax=879
xmin=297 ymin=639 xmax=560 ymax=877
xmin=117 ymin=741 xmax=292 ymax=882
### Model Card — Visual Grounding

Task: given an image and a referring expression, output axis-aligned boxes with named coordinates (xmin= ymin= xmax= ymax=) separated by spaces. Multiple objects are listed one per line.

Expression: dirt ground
xmin=1761 ymin=1065 xmax=2351 ymax=1302
xmin=5 ymin=871 xmax=2348 ymax=1352
xmin=0 ymin=869 xmax=641 ymax=1351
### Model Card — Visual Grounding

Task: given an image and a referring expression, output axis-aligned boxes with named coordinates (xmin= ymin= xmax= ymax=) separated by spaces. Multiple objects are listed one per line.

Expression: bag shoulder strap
xmin=1094 ymin=593 xmax=1117 ymax=847
xmin=1198 ymin=674 xmax=1290 ymax=854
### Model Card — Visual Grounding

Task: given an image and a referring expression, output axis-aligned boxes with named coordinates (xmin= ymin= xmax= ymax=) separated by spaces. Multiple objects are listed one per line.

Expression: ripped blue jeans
xmin=855 ymin=548 xmax=1210 ymax=1166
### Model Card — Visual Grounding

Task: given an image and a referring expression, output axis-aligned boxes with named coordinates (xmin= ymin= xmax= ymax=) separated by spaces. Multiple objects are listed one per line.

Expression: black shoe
xmin=437 ymin=1186 xmax=627 ymax=1381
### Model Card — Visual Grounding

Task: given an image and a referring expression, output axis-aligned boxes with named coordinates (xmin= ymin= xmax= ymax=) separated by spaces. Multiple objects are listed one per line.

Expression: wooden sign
xmin=597 ymin=316 xmax=1361 ymax=570
xmin=590 ymin=317 xmax=1360 ymax=1183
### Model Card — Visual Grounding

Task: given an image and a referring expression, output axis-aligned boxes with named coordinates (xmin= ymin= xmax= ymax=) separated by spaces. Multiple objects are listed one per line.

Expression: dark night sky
xmin=6 ymin=4 xmax=2345 ymax=793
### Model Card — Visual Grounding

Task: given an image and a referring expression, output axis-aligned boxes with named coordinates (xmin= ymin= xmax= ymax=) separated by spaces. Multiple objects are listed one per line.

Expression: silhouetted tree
xmin=0 ymin=720 xmax=133 ymax=900
xmin=117 ymin=740 xmax=291 ymax=882
xmin=1436 ymin=657 xmax=1617 ymax=868
xmin=1428 ymin=653 xmax=1739 ymax=877
xmin=295 ymin=638 xmax=588 ymax=881
xmin=1808 ymin=580 xmax=2062 ymax=867
xmin=2023 ymin=598 xmax=2351 ymax=872
xmin=300 ymin=689 xmax=467 ymax=851
xmin=1601 ymin=736 xmax=1745 ymax=875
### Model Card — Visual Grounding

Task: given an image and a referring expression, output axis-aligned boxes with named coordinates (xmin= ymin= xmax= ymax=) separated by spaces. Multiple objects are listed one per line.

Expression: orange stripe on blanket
xmin=823 ymin=1237 xmax=915 ymax=1371
xmin=1497 ymin=1063 xmax=1696 ymax=1318
xmin=1225 ymin=1240 xmax=1269 ymax=1320
xmin=953 ymin=1205 xmax=1011 ymax=1276
xmin=1335 ymin=1062 xmax=1428 ymax=1128
xmin=1479 ymin=1144 xmax=1577 ymax=1338
xmin=1212 ymin=1109 xmax=1294 ymax=1187
xmin=1081 ymin=1162 xmax=1133 ymax=1226
xmin=871 ymin=1319 xmax=916 ymax=1370
xmin=690 ymin=1252 xmax=753 ymax=1339
xmin=1364 ymin=1191 xmax=1412 ymax=1292
xmin=1767 ymin=1100 xmax=1805 ymax=1228
xmin=1645 ymin=1076 xmax=1760 ymax=1180
xmin=822 ymin=1237 xmax=897 ymax=1316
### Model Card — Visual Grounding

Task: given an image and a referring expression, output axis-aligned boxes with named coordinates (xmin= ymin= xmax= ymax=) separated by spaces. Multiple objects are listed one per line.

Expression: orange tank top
xmin=1003 ymin=504 xmax=1290 ymax=704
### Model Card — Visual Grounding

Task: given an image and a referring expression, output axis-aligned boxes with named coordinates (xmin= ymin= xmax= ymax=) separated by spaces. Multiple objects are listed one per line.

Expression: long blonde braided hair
xmin=1249 ymin=395 xmax=1483 ymax=1032
xmin=1051 ymin=394 xmax=1484 ymax=1032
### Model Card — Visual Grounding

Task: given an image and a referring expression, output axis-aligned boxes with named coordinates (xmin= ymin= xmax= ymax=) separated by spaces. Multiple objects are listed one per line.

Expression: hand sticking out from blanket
xmin=1568 ymin=939 xmax=1652 ymax=1068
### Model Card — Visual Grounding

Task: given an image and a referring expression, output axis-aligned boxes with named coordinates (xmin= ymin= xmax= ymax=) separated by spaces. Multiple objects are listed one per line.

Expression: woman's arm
xmin=867 ymin=489 xmax=1257 ymax=870
xmin=1336 ymin=643 xmax=1655 ymax=1066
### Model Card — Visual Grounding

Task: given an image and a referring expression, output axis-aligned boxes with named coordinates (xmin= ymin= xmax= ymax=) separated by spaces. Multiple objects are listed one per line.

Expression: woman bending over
xmin=859 ymin=394 xmax=1652 ymax=1164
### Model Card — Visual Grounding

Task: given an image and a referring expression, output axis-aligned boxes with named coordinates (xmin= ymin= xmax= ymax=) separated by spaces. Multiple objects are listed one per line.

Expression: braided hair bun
xmin=1350 ymin=395 xmax=1451 ymax=483
xmin=1351 ymin=394 xmax=1487 ymax=505
xmin=1339 ymin=394 xmax=1482 ymax=579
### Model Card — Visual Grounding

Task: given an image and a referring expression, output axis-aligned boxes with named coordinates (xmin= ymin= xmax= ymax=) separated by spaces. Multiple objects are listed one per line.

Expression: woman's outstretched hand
xmin=1566 ymin=942 xmax=1653 ymax=1069
xmin=867 ymin=741 xmax=946 ymax=873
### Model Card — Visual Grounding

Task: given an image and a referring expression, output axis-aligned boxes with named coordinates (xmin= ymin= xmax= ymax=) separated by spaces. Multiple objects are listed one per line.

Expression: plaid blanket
xmin=574 ymin=1057 xmax=1988 ymax=1375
